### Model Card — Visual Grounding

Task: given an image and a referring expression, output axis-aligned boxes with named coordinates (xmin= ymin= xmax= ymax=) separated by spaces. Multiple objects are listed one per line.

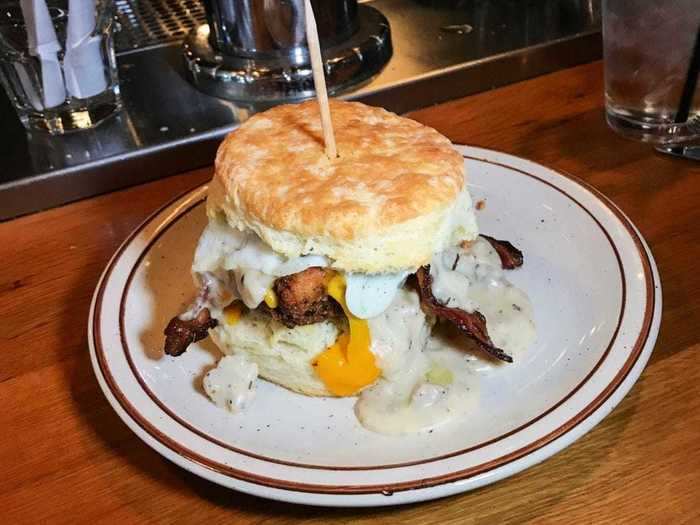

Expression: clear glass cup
xmin=603 ymin=0 xmax=700 ymax=144
xmin=0 ymin=0 xmax=120 ymax=135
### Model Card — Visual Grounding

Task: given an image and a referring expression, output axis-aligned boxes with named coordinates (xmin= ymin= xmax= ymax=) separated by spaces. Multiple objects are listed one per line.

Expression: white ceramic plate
xmin=88 ymin=146 xmax=661 ymax=507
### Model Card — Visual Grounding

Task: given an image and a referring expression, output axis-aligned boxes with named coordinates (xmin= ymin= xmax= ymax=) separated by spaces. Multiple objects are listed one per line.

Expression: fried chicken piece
xmin=275 ymin=267 xmax=330 ymax=305
xmin=267 ymin=267 xmax=342 ymax=327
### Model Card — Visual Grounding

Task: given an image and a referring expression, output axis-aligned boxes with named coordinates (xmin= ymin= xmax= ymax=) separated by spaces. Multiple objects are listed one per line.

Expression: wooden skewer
xmin=304 ymin=0 xmax=337 ymax=159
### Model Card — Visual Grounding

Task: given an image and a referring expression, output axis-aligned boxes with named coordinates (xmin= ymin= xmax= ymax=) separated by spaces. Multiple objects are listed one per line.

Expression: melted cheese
xmin=312 ymin=274 xmax=380 ymax=396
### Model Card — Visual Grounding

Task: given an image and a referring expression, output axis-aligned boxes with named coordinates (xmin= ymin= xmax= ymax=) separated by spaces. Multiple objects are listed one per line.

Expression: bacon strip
xmin=481 ymin=235 xmax=523 ymax=270
xmin=414 ymin=266 xmax=513 ymax=363
xmin=164 ymin=308 xmax=217 ymax=356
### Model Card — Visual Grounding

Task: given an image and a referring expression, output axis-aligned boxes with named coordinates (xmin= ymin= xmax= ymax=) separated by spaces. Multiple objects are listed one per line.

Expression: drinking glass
xmin=0 ymin=0 xmax=120 ymax=134
xmin=603 ymin=0 xmax=700 ymax=144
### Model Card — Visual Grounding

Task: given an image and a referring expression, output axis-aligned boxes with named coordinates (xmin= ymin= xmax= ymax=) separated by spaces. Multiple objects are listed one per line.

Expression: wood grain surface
xmin=1 ymin=62 xmax=699 ymax=524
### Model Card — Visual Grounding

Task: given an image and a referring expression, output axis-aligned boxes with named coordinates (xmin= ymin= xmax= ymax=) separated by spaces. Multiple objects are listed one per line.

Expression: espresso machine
xmin=183 ymin=0 xmax=393 ymax=101
xmin=2 ymin=0 xmax=602 ymax=220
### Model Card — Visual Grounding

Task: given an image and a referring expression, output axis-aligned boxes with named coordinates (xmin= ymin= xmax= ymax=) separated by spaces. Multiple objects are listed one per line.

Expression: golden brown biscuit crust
xmin=211 ymin=100 xmax=464 ymax=241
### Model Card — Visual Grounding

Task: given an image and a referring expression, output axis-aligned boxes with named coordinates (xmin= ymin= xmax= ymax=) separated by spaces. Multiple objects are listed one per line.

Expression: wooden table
xmin=2 ymin=62 xmax=699 ymax=523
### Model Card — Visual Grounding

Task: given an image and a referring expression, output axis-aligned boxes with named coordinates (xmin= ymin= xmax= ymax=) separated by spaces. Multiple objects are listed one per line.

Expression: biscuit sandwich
xmin=163 ymin=100 xmax=535 ymax=433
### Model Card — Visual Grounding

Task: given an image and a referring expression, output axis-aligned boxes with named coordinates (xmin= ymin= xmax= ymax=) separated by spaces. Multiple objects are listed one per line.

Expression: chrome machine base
xmin=183 ymin=5 xmax=392 ymax=102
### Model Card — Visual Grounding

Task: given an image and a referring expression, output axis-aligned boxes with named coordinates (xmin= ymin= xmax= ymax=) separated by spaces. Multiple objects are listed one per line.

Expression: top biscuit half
xmin=207 ymin=100 xmax=477 ymax=273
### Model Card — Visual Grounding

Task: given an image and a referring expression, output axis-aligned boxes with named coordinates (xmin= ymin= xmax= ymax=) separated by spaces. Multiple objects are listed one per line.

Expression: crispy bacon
xmin=481 ymin=235 xmax=523 ymax=270
xmin=414 ymin=266 xmax=513 ymax=363
xmin=163 ymin=308 xmax=217 ymax=356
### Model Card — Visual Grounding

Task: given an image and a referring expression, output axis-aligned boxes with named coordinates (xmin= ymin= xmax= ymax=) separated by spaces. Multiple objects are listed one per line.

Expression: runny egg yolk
xmin=223 ymin=301 xmax=244 ymax=325
xmin=312 ymin=274 xmax=380 ymax=396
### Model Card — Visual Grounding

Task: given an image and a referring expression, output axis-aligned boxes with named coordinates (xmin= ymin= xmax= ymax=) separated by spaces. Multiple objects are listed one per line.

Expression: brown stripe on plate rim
xmin=91 ymin=154 xmax=656 ymax=494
